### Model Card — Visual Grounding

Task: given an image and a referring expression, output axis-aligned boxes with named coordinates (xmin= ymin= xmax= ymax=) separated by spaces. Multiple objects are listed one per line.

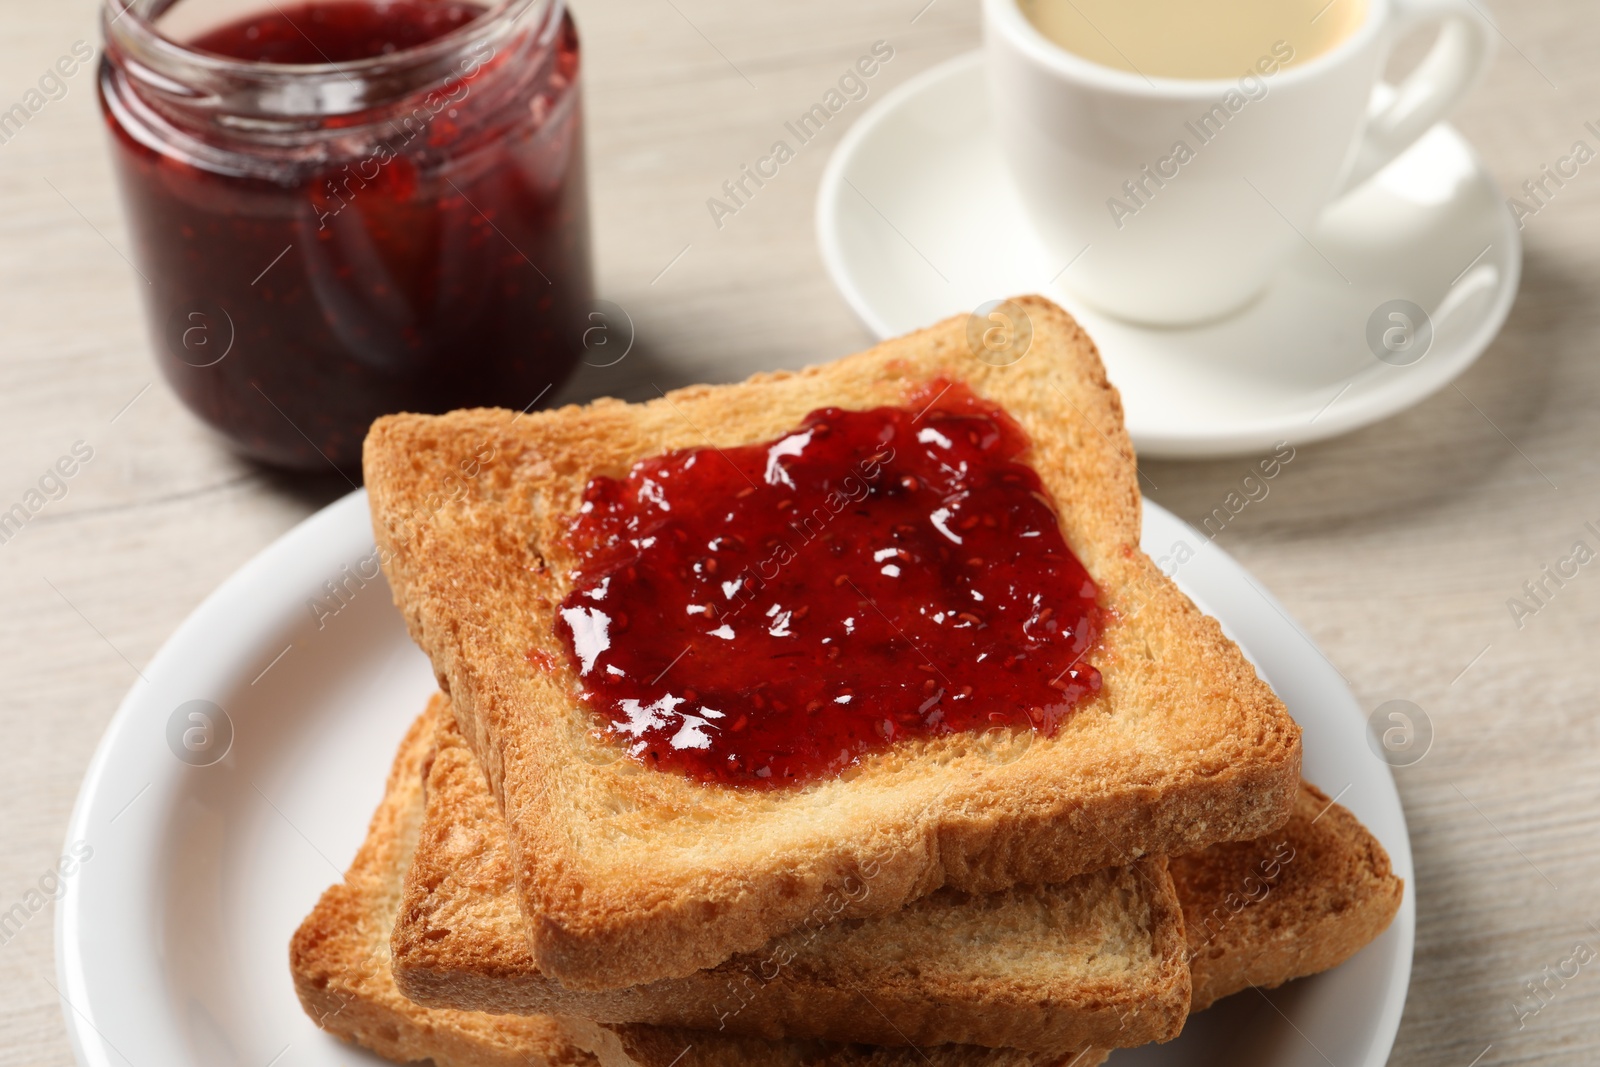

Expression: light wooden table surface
xmin=2 ymin=0 xmax=1597 ymax=1064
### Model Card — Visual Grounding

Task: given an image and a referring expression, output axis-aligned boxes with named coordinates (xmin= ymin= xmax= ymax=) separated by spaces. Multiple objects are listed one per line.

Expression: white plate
xmin=817 ymin=52 xmax=1521 ymax=458
xmin=57 ymin=489 xmax=1413 ymax=1067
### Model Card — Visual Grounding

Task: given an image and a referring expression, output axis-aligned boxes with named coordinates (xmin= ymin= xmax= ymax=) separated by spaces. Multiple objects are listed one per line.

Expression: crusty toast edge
xmin=287 ymin=696 xmax=598 ymax=1067
xmin=393 ymin=699 xmax=1191 ymax=1052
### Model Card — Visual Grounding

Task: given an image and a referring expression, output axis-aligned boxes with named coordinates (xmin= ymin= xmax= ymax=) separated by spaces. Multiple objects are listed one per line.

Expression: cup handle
xmin=1335 ymin=0 xmax=1497 ymax=195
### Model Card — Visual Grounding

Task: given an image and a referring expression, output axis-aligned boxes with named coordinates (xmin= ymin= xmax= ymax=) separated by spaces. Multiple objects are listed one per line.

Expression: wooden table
xmin=1 ymin=0 xmax=1596 ymax=1063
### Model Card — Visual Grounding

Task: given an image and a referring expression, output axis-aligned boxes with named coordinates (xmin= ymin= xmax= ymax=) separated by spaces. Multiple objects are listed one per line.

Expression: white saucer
xmin=817 ymin=52 xmax=1521 ymax=459
xmin=57 ymin=489 xmax=1412 ymax=1067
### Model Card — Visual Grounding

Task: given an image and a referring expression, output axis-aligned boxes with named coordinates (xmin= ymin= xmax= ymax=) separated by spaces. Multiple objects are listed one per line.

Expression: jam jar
xmin=99 ymin=0 xmax=593 ymax=470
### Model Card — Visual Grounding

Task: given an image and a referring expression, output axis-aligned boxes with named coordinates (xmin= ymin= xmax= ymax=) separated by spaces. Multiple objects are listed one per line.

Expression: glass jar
xmin=99 ymin=0 xmax=592 ymax=471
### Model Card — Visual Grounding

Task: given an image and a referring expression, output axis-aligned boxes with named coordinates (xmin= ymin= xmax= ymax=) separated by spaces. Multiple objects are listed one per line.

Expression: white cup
xmin=985 ymin=0 xmax=1495 ymax=325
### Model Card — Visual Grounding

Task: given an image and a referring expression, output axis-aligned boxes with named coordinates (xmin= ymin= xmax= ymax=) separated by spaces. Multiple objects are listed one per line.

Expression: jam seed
xmin=806 ymin=700 xmax=823 ymax=713
xmin=900 ymin=475 xmax=920 ymax=491
xmin=736 ymin=486 xmax=756 ymax=498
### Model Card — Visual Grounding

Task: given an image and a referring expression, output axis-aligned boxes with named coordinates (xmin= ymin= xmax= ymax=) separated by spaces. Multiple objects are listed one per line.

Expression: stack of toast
xmin=291 ymin=296 xmax=1403 ymax=1066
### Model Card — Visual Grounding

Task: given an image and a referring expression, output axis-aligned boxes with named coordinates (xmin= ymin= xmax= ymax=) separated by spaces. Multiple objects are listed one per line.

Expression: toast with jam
xmin=363 ymin=294 xmax=1302 ymax=989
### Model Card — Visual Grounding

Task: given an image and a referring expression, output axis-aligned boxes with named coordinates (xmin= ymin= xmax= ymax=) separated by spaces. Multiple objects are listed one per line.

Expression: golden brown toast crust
xmin=394 ymin=704 xmax=1190 ymax=1053
xmin=290 ymin=709 xmax=1400 ymax=1067
xmin=1174 ymin=782 xmax=1405 ymax=1010
xmin=287 ymin=696 xmax=598 ymax=1067
xmin=586 ymin=780 xmax=1404 ymax=1067
xmin=364 ymin=294 xmax=1302 ymax=988
xmin=289 ymin=702 xmax=1111 ymax=1067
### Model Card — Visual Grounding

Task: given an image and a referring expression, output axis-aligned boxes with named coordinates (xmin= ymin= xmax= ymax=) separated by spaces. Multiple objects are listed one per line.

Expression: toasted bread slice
xmin=287 ymin=696 xmax=597 ymax=1067
xmin=1176 ymin=781 xmax=1405 ymax=1010
xmin=364 ymin=294 xmax=1302 ymax=988
xmin=291 ymin=700 xmax=1107 ymax=1066
xmin=290 ymin=706 xmax=1393 ymax=1067
xmin=394 ymin=702 xmax=1190 ymax=1053
xmin=585 ymin=782 xmax=1404 ymax=1067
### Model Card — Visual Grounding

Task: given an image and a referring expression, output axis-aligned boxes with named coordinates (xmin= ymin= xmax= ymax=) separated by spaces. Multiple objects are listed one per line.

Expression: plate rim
xmin=815 ymin=49 xmax=1522 ymax=459
xmin=1140 ymin=502 xmax=1415 ymax=1067
xmin=54 ymin=488 xmax=378 ymax=1067
xmin=56 ymin=489 xmax=1413 ymax=1067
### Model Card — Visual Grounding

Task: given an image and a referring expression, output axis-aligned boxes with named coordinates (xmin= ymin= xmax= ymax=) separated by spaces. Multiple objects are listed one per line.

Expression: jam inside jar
xmin=99 ymin=0 xmax=593 ymax=470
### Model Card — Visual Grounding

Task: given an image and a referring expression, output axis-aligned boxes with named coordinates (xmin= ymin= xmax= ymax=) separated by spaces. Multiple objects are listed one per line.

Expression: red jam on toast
xmin=555 ymin=380 xmax=1101 ymax=787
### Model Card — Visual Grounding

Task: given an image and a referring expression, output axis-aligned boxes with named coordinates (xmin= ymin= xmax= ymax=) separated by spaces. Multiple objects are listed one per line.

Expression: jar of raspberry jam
xmin=99 ymin=0 xmax=592 ymax=470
